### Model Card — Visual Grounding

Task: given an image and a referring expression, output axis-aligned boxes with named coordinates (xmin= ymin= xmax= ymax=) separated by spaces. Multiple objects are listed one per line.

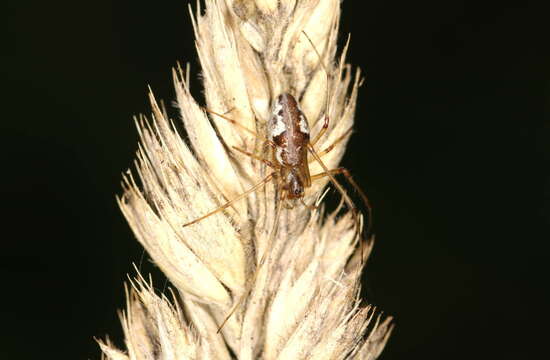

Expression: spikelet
xmin=99 ymin=0 xmax=393 ymax=359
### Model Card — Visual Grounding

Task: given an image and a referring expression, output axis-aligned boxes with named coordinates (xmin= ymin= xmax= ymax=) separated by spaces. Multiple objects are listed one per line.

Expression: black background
xmin=1 ymin=1 xmax=546 ymax=359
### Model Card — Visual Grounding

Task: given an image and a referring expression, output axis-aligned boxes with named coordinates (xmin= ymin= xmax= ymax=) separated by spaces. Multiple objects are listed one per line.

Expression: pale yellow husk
xmin=99 ymin=0 xmax=393 ymax=359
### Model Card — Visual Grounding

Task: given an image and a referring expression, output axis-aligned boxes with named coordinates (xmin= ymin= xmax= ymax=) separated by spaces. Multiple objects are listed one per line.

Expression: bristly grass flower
xmin=98 ymin=1 xmax=393 ymax=359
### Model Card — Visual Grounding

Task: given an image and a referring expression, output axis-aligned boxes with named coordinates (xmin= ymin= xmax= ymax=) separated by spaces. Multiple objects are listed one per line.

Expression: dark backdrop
xmin=1 ymin=1 xmax=546 ymax=359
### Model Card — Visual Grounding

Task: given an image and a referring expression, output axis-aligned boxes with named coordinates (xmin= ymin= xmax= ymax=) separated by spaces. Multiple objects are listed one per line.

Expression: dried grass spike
xmin=99 ymin=1 xmax=393 ymax=359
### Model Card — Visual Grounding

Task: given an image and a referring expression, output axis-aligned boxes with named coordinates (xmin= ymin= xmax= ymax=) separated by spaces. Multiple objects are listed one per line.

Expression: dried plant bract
xmin=99 ymin=1 xmax=393 ymax=359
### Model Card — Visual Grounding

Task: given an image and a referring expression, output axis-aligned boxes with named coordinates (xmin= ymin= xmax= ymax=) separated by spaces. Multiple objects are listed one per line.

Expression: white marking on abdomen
xmin=298 ymin=114 xmax=310 ymax=134
xmin=269 ymin=113 xmax=286 ymax=139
